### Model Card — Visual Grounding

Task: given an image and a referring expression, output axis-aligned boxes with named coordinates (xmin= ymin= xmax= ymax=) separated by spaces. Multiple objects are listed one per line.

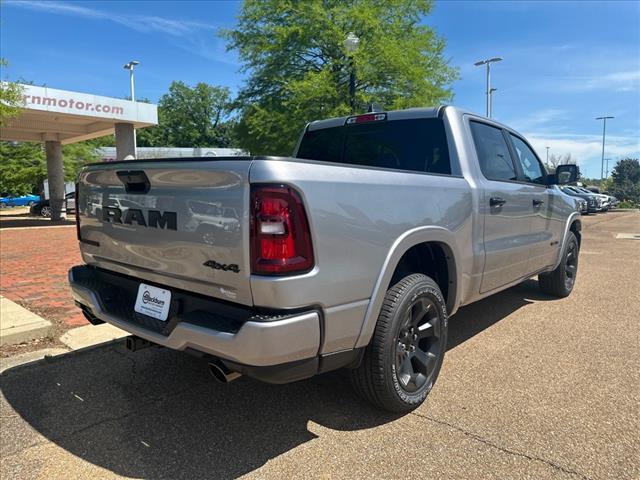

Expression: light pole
xmin=546 ymin=146 xmax=550 ymax=169
xmin=489 ymin=88 xmax=497 ymax=117
xmin=123 ymin=60 xmax=140 ymax=157
xmin=344 ymin=32 xmax=360 ymax=113
xmin=474 ymin=57 xmax=502 ymax=118
xmin=596 ymin=116 xmax=614 ymax=180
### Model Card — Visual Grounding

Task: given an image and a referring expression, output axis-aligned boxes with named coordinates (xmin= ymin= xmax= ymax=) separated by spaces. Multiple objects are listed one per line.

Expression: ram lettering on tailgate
xmin=102 ymin=206 xmax=177 ymax=230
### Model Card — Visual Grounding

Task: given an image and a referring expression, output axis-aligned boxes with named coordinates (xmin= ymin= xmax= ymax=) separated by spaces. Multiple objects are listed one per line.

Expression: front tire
xmin=351 ymin=273 xmax=448 ymax=413
xmin=539 ymin=231 xmax=579 ymax=297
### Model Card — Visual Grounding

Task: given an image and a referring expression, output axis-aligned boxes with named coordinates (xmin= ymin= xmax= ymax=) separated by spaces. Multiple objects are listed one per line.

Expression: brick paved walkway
xmin=0 ymin=226 xmax=87 ymax=328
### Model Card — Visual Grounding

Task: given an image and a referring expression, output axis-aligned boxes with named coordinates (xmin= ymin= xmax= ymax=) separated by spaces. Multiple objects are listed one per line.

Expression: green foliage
xmin=0 ymin=142 xmax=43 ymax=195
xmin=137 ymin=81 xmax=237 ymax=148
xmin=609 ymin=158 xmax=640 ymax=204
xmin=611 ymin=158 xmax=640 ymax=185
xmin=62 ymin=140 xmax=100 ymax=179
xmin=0 ymin=140 xmax=99 ymax=195
xmin=0 ymin=59 xmax=24 ymax=127
xmin=618 ymin=200 xmax=638 ymax=209
xmin=224 ymin=0 xmax=458 ymax=155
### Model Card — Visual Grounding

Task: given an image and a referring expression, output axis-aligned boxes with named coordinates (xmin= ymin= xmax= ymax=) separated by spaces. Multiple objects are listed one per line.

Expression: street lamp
xmin=123 ymin=60 xmax=140 ymax=157
xmin=123 ymin=60 xmax=139 ymax=101
xmin=344 ymin=33 xmax=360 ymax=113
xmin=546 ymin=146 xmax=550 ymax=169
xmin=474 ymin=57 xmax=502 ymax=118
xmin=596 ymin=116 xmax=614 ymax=180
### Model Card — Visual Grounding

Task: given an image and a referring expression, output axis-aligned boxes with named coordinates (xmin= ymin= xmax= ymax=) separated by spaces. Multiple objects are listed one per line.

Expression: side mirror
xmin=550 ymin=164 xmax=578 ymax=185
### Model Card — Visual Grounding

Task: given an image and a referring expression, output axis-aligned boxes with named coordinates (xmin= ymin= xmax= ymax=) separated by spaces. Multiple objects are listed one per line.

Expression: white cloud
xmin=556 ymin=70 xmax=640 ymax=93
xmin=506 ymin=109 xmax=570 ymax=132
xmin=5 ymin=0 xmax=216 ymax=35
xmin=5 ymin=0 xmax=235 ymax=63
xmin=526 ymin=132 xmax=640 ymax=176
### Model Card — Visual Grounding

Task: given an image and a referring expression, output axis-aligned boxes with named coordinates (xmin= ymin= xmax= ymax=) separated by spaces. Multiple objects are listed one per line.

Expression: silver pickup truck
xmin=69 ymin=106 xmax=580 ymax=412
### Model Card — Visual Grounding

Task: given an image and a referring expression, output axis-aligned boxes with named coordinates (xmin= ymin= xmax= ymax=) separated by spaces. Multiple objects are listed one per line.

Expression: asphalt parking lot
xmin=1 ymin=210 xmax=638 ymax=480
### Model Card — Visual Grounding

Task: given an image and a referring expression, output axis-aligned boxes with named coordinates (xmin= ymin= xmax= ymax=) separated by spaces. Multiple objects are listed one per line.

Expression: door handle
xmin=533 ymin=199 xmax=545 ymax=207
xmin=490 ymin=197 xmax=506 ymax=207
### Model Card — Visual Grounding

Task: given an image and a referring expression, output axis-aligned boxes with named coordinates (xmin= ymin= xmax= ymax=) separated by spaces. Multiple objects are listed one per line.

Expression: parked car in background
xmin=574 ymin=198 xmax=588 ymax=214
xmin=29 ymin=192 xmax=76 ymax=217
xmin=65 ymin=191 xmax=76 ymax=214
xmin=0 ymin=194 xmax=40 ymax=208
xmin=560 ymin=186 xmax=597 ymax=213
xmin=30 ymin=199 xmax=52 ymax=217
xmin=605 ymin=194 xmax=620 ymax=208
xmin=575 ymin=187 xmax=610 ymax=211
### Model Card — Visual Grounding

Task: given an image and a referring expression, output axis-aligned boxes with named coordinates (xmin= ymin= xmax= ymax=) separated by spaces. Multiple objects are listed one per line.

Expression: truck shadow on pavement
xmin=1 ymin=279 xmax=550 ymax=479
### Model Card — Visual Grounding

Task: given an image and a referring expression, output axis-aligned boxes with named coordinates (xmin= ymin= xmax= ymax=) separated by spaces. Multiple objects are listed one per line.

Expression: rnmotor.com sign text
xmin=23 ymin=94 xmax=124 ymax=115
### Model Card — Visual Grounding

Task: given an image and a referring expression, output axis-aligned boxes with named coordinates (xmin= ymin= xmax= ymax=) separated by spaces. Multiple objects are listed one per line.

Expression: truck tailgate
xmin=76 ymin=159 xmax=253 ymax=306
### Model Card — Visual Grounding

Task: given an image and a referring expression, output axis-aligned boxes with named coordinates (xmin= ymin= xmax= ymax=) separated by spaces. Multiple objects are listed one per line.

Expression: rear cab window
xmin=296 ymin=118 xmax=452 ymax=175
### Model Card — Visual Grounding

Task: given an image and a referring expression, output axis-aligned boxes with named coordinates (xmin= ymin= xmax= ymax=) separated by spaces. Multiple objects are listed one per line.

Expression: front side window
xmin=469 ymin=121 xmax=517 ymax=181
xmin=509 ymin=134 xmax=545 ymax=185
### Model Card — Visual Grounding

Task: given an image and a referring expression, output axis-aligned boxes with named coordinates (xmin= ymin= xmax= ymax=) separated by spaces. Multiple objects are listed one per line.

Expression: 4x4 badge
xmin=203 ymin=260 xmax=240 ymax=274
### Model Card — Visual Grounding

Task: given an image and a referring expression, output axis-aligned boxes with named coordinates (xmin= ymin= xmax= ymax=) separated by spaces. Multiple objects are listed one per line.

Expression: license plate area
xmin=134 ymin=283 xmax=172 ymax=321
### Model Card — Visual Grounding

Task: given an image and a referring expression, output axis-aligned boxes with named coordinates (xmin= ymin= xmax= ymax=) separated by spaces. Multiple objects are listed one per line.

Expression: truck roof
xmin=306 ymin=105 xmax=515 ymax=132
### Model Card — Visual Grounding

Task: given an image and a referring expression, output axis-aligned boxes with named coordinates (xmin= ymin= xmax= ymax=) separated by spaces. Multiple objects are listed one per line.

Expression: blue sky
xmin=1 ymin=0 xmax=639 ymax=178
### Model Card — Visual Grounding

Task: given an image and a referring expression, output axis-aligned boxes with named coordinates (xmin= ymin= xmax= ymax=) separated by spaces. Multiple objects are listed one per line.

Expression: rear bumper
xmin=68 ymin=265 xmax=321 ymax=367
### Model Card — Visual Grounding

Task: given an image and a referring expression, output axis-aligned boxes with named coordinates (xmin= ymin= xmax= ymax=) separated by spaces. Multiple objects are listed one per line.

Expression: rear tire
xmin=350 ymin=273 xmax=448 ymax=413
xmin=40 ymin=206 xmax=52 ymax=218
xmin=539 ymin=231 xmax=579 ymax=298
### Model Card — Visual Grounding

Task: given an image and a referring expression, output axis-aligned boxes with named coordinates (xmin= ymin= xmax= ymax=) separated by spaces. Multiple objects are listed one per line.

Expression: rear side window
xmin=296 ymin=127 xmax=345 ymax=163
xmin=296 ymin=119 xmax=451 ymax=175
xmin=469 ymin=121 xmax=517 ymax=182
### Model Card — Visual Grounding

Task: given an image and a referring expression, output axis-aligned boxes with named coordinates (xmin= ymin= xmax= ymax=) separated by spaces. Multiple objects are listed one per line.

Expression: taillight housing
xmin=250 ymin=185 xmax=314 ymax=275
xmin=75 ymin=182 xmax=81 ymax=241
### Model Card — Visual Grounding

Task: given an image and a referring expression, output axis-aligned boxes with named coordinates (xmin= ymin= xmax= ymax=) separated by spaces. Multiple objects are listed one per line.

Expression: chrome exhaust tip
xmin=208 ymin=360 xmax=242 ymax=383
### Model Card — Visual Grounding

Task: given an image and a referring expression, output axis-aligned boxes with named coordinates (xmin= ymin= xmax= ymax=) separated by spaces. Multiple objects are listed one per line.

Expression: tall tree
xmin=612 ymin=158 xmax=640 ymax=185
xmin=548 ymin=152 xmax=575 ymax=169
xmin=0 ymin=59 xmax=23 ymax=127
xmin=610 ymin=158 xmax=640 ymax=204
xmin=137 ymin=82 xmax=236 ymax=148
xmin=224 ymin=0 xmax=458 ymax=155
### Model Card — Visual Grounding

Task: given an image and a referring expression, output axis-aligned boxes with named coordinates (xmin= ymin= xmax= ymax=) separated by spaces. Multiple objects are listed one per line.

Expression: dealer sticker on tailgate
xmin=134 ymin=283 xmax=171 ymax=321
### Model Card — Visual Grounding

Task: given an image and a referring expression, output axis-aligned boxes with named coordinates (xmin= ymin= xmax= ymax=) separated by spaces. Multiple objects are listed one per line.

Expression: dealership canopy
xmin=0 ymin=83 xmax=158 ymax=220
xmin=1 ymin=84 xmax=157 ymax=144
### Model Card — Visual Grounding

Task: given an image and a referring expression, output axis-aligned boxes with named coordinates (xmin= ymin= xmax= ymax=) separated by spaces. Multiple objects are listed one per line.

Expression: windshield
xmin=296 ymin=118 xmax=451 ymax=175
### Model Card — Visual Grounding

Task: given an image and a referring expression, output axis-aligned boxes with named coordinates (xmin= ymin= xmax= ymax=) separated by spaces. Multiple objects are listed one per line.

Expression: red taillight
xmin=250 ymin=185 xmax=314 ymax=275
xmin=75 ymin=183 xmax=81 ymax=241
xmin=345 ymin=113 xmax=386 ymax=124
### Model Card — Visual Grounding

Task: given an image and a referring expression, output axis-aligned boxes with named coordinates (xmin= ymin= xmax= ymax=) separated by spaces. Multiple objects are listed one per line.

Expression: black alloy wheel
xmin=395 ymin=296 xmax=443 ymax=394
xmin=564 ymin=240 xmax=578 ymax=291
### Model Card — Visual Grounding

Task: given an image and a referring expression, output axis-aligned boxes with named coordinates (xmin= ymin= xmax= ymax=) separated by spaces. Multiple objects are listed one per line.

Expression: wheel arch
xmin=570 ymin=218 xmax=582 ymax=247
xmin=552 ymin=213 xmax=582 ymax=270
xmin=354 ymin=226 xmax=461 ymax=349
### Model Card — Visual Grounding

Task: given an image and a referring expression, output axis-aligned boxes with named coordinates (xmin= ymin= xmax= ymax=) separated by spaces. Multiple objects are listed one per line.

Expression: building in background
xmin=95 ymin=147 xmax=246 ymax=161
